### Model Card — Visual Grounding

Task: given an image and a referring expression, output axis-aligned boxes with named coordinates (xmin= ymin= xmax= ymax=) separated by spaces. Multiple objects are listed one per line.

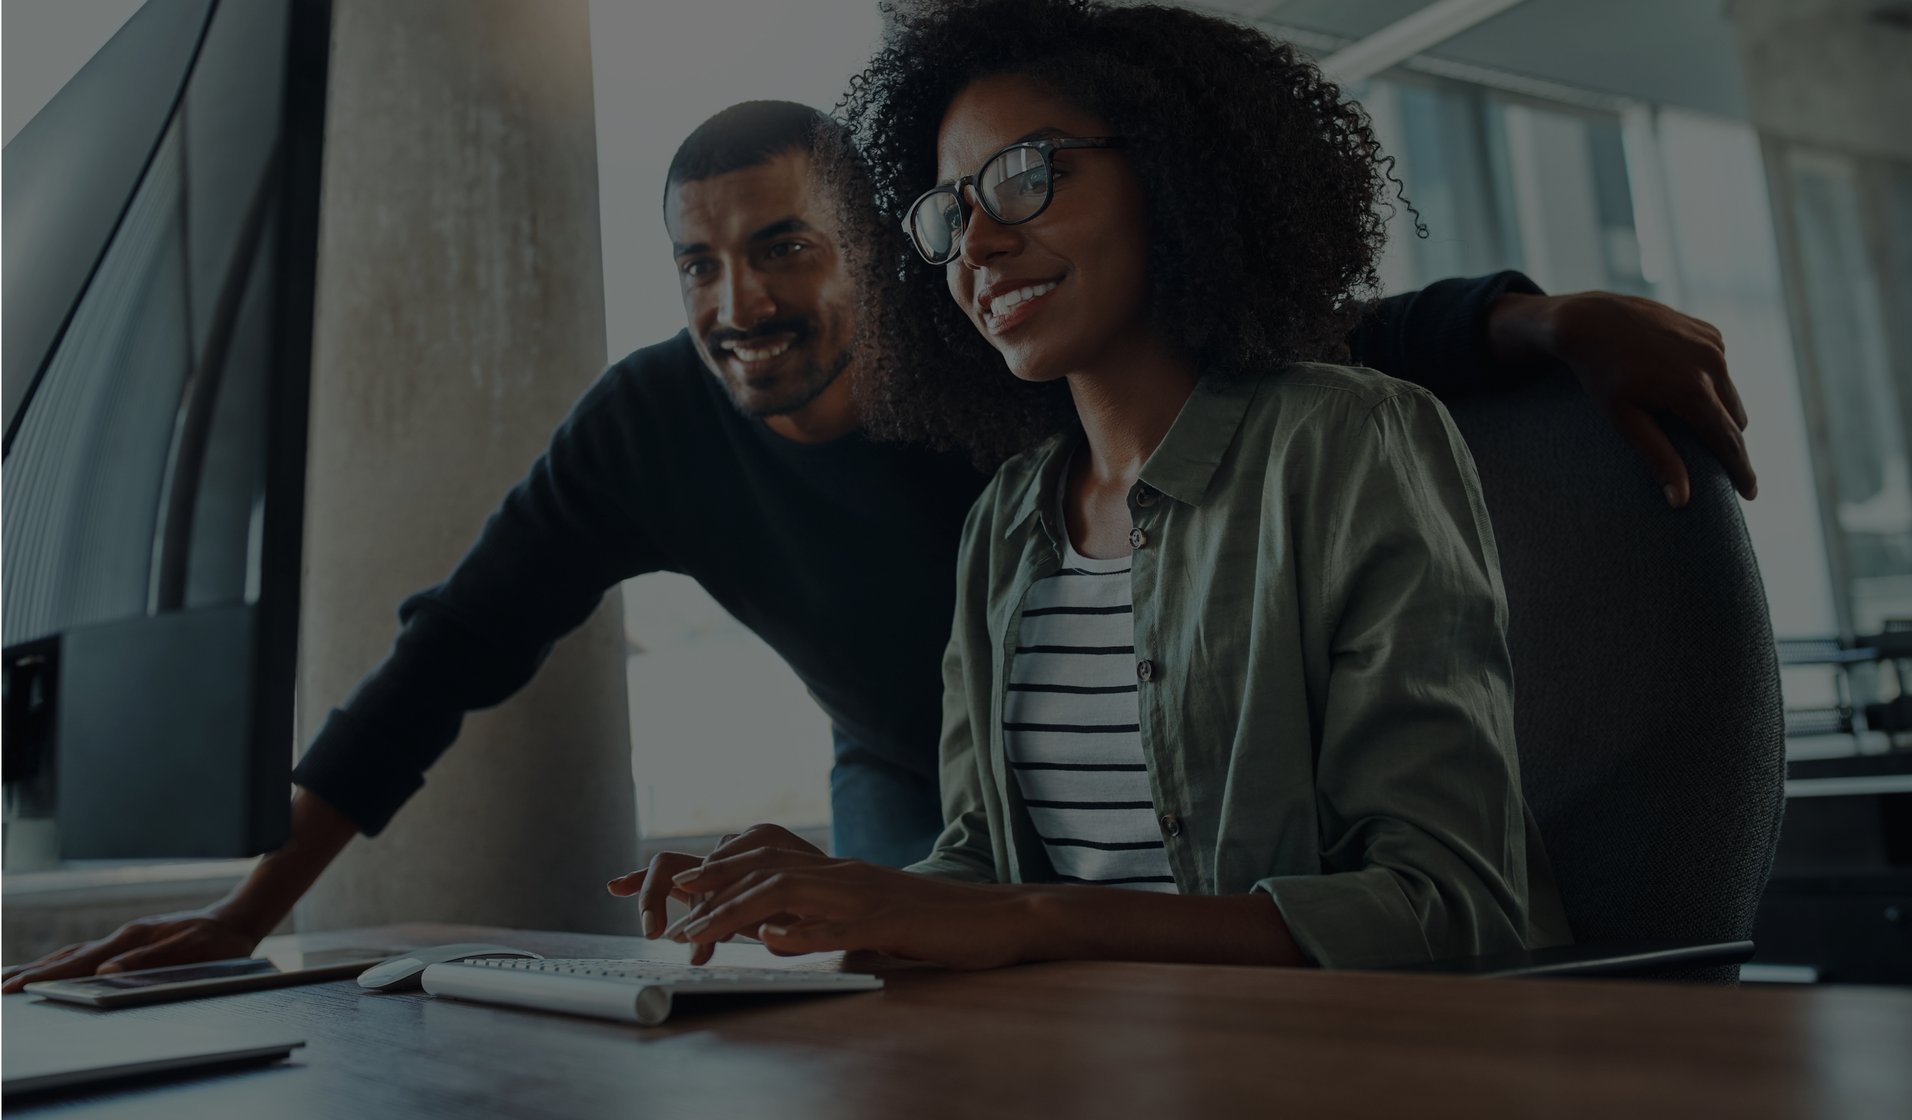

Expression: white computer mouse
xmin=356 ymin=943 xmax=543 ymax=992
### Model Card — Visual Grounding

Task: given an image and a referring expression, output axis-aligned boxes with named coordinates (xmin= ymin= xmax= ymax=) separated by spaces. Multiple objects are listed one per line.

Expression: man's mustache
xmin=705 ymin=318 xmax=813 ymax=351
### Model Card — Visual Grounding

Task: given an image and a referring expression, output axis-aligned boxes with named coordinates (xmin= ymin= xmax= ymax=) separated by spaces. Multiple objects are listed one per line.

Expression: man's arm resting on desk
xmin=1 ymin=789 xmax=358 ymax=991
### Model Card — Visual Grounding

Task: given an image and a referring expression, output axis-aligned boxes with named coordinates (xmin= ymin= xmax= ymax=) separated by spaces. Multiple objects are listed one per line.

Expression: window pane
xmin=1788 ymin=150 xmax=1912 ymax=630
xmin=1654 ymin=111 xmax=1836 ymax=638
xmin=1364 ymin=78 xmax=1519 ymax=288
xmin=622 ymin=575 xmax=831 ymax=839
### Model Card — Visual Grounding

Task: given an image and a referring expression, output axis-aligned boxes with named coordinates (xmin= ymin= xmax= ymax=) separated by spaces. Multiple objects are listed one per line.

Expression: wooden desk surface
xmin=5 ymin=922 xmax=1909 ymax=1119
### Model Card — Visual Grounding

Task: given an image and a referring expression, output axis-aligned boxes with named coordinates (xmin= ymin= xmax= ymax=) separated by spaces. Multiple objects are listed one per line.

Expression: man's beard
xmin=734 ymin=343 xmax=853 ymax=418
xmin=706 ymin=316 xmax=854 ymax=418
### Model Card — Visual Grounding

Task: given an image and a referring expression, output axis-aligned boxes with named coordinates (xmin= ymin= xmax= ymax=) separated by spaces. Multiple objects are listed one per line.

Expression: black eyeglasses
xmin=901 ymin=136 xmax=1126 ymax=265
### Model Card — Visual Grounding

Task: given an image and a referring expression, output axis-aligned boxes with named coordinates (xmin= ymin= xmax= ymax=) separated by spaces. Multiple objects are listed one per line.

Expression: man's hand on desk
xmin=1 ymin=906 xmax=263 ymax=993
xmin=3 ymin=791 xmax=356 ymax=993
xmin=608 ymin=823 xmax=828 ymax=966
xmin=1489 ymin=290 xmax=1757 ymax=508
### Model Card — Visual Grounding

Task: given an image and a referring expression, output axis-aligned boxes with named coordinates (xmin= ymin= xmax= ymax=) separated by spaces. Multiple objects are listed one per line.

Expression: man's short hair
xmin=663 ymin=100 xmax=846 ymax=202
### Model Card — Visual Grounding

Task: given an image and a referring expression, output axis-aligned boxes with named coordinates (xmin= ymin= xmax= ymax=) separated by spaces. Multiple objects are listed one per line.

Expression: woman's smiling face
xmin=935 ymin=73 xmax=1153 ymax=384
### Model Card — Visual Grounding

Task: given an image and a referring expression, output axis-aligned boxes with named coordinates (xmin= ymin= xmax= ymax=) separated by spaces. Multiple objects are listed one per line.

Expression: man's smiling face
xmin=665 ymin=150 xmax=856 ymax=417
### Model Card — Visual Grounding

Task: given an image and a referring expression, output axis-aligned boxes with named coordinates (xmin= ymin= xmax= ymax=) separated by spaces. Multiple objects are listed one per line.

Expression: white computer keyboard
xmin=418 ymin=958 xmax=884 ymax=1026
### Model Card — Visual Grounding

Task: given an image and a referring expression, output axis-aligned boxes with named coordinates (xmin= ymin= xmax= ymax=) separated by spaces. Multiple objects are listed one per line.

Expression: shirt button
xmin=1160 ymin=813 xmax=1184 ymax=838
xmin=1136 ymin=659 xmax=1155 ymax=682
xmin=1135 ymin=486 xmax=1158 ymax=508
xmin=1128 ymin=527 xmax=1148 ymax=550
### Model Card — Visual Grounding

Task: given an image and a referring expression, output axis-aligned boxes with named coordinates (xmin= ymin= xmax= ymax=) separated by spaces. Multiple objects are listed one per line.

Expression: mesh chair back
xmin=1445 ymin=376 xmax=1786 ymax=983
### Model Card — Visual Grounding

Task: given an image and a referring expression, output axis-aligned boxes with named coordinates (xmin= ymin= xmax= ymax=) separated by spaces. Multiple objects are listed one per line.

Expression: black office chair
xmin=1399 ymin=372 xmax=1787 ymax=983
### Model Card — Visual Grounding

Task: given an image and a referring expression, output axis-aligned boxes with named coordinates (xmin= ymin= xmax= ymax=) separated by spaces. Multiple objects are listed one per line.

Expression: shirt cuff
xmin=1254 ymin=869 xmax=1436 ymax=970
xmin=904 ymin=853 xmax=996 ymax=883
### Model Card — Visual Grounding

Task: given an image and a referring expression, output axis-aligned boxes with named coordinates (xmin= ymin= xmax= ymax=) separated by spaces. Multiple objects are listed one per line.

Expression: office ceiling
xmin=1193 ymin=0 xmax=1750 ymax=119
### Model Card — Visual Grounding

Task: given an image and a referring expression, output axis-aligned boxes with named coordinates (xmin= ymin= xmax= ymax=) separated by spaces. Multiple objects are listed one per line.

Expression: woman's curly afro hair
xmin=827 ymin=0 xmax=1408 ymax=467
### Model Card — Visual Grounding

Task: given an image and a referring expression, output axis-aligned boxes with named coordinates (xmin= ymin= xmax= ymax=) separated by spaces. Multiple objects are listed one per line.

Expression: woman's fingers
xmin=665 ymin=854 xmax=820 ymax=937
xmin=619 ymin=836 xmax=837 ymax=947
xmin=678 ymin=844 xmax=830 ymax=890
xmin=710 ymin=823 xmax=826 ymax=861
xmin=674 ymin=871 xmax=848 ymax=946
xmin=758 ymin=920 xmax=861 ymax=955
xmin=627 ymin=852 xmax=704 ymax=939
xmin=665 ymin=863 xmax=783 ymax=932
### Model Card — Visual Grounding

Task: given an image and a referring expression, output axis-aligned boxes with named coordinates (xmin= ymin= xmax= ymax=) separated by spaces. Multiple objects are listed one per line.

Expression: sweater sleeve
xmin=1346 ymin=271 xmax=1545 ymax=397
xmin=290 ymin=363 xmax=669 ymax=835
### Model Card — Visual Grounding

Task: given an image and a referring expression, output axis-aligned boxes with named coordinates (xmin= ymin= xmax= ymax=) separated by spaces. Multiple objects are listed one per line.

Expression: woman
xmin=615 ymin=0 xmax=1574 ymax=970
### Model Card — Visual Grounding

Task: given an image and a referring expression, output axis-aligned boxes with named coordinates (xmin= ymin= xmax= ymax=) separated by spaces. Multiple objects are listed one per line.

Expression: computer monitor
xmin=1 ymin=0 xmax=331 ymax=860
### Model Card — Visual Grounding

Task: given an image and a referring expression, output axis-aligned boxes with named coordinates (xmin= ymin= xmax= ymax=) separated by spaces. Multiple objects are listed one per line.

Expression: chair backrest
xmin=1445 ymin=375 xmax=1787 ymax=983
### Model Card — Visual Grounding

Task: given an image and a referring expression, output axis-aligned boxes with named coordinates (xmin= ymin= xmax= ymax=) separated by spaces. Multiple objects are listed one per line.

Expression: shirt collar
xmin=1136 ymin=372 xmax=1260 ymax=507
xmin=1003 ymin=427 xmax=1080 ymax=544
xmin=1000 ymin=372 xmax=1261 ymax=540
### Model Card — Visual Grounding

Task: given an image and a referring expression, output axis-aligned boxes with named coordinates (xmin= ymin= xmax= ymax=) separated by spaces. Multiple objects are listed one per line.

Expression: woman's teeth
xmin=986 ymin=281 xmax=1059 ymax=325
xmin=726 ymin=338 xmax=793 ymax=362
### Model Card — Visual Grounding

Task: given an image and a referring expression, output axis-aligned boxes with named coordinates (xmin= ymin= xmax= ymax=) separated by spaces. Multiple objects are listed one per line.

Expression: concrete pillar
xmin=1727 ymin=0 xmax=1912 ymax=163
xmin=293 ymin=0 xmax=638 ymax=935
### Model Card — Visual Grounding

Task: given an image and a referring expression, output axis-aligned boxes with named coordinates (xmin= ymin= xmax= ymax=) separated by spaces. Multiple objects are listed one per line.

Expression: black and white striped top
xmin=1003 ymin=504 xmax=1177 ymax=893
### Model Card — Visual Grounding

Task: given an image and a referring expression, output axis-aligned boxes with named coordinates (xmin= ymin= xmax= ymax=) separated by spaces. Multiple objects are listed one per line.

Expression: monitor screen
xmin=0 ymin=0 xmax=330 ymax=859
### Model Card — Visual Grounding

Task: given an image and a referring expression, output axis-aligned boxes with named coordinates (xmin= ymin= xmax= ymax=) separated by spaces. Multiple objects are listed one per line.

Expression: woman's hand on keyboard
xmin=608 ymin=824 xmax=825 ymax=965
xmin=658 ymin=848 xmax=1033 ymax=971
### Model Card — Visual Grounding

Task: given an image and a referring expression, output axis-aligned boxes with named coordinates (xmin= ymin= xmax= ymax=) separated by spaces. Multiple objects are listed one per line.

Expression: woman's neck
xmin=1064 ymin=332 xmax=1199 ymax=487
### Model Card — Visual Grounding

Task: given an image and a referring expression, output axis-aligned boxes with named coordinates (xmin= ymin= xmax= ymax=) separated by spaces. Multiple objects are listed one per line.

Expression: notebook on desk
xmin=1 ymin=1010 xmax=304 ymax=1097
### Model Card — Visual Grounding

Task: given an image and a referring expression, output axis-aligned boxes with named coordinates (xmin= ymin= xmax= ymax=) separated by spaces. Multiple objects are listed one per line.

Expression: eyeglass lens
xmin=909 ymin=144 xmax=1054 ymax=263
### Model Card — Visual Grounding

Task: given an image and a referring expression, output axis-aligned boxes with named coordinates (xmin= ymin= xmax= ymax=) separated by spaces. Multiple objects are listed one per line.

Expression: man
xmin=4 ymin=101 xmax=1754 ymax=988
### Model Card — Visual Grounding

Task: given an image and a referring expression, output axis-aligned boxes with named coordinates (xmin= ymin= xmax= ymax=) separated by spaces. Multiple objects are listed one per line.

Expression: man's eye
xmin=681 ymin=258 xmax=716 ymax=279
xmin=766 ymin=241 xmax=808 ymax=259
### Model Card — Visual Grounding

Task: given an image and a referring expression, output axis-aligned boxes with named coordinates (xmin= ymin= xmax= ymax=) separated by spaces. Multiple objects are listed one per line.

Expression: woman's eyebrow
xmin=935 ymin=126 xmax=1069 ymax=186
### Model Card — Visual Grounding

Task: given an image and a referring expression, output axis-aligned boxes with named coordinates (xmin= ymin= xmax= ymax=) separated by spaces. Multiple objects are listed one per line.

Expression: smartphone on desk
xmin=24 ymin=948 xmax=399 ymax=1009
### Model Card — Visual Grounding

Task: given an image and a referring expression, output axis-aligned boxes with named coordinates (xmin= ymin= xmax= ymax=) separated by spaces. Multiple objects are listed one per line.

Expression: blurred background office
xmin=4 ymin=0 xmax=1907 ymax=983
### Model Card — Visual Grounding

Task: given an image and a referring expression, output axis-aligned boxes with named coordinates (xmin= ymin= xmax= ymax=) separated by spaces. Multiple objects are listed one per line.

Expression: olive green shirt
xmin=908 ymin=363 xmax=1575 ymax=969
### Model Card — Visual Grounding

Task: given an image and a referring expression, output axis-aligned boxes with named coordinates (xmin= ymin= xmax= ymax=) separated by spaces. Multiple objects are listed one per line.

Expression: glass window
xmin=1785 ymin=150 xmax=1912 ymax=632
xmin=621 ymin=575 xmax=831 ymax=839
xmin=1364 ymin=74 xmax=1847 ymax=740
xmin=1360 ymin=76 xmax=1521 ymax=291
xmin=1653 ymin=110 xmax=1836 ymax=639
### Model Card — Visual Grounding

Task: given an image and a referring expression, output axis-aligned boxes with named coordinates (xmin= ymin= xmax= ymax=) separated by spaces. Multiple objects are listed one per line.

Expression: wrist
xmin=1004 ymin=886 xmax=1083 ymax=964
xmin=208 ymin=889 xmax=284 ymax=942
xmin=1485 ymin=291 xmax=1562 ymax=372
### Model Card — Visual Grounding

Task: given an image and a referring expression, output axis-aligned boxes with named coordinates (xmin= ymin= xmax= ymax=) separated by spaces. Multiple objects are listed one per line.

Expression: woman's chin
xmin=998 ymin=348 xmax=1070 ymax=385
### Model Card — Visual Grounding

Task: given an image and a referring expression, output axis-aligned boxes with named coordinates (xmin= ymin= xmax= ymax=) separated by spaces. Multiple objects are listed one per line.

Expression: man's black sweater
xmin=291 ymin=271 xmax=1541 ymax=835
